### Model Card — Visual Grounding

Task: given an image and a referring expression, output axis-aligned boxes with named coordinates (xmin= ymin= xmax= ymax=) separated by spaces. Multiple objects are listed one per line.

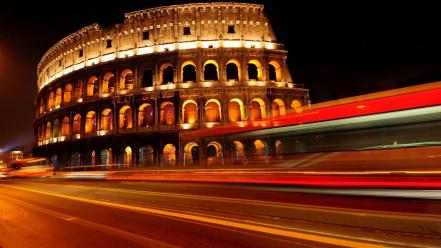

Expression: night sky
xmin=1 ymin=1 xmax=441 ymax=151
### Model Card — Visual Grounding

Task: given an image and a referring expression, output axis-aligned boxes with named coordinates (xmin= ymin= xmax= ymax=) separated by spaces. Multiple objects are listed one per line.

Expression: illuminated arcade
xmin=33 ymin=2 xmax=309 ymax=169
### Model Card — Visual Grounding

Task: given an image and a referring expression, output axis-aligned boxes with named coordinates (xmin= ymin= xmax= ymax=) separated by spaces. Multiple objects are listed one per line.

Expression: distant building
xmin=33 ymin=2 xmax=309 ymax=169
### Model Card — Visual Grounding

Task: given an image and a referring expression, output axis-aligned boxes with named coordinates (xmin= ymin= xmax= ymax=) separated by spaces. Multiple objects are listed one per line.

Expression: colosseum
xmin=33 ymin=2 xmax=310 ymax=169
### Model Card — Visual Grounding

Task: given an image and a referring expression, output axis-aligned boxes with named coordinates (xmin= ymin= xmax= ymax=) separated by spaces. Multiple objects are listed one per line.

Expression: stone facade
xmin=33 ymin=2 xmax=309 ymax=169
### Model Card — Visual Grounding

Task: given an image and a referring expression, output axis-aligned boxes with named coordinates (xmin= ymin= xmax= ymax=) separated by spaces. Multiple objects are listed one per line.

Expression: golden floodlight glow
xmin=39 ymin=40 xmax=278 ymax=91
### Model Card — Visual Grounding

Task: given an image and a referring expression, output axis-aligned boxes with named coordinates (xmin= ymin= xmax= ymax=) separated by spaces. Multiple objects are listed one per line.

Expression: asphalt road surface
xmin=1 ymin=179 xmax=440 ymax=248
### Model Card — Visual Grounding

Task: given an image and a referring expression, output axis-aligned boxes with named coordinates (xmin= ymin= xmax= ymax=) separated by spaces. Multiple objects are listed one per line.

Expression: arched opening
xmin=291 ymin=99 xmax=303 ymax=113
xmin=102 ymin=72 xmax=115 ymax=94
xmin=142 ymin=69 xmax=153 ymax=87
xmin=119 ymin=106 xmax=133 ymax=129
xmin=226 ymin=59 xmax=240 ymax=81
xmin=203 ymin=60 xmax=218 ymax=81
xmin=232 ymin=141 xmax=245 ymax=163
xmin=163 ymin=144 xmax=176 ymax=166
xmin=250 ymin=98 xmax=266 ymax=121
xmin=272 ymin=99 xmax=286 ymax=117
xmin=45 ymin=122 xmax=52 ymax=139
xmin=160 ymin=64 xmax=174 ymax=85
xmin=207 ymin=141 xmax=223 ymax=165
xmin=182 ymin=100 xmax=198 ymax=124
xmin=71 ymin=152 xmax=81 ymax=167
xmin=100 ymin=149 xmax=113 ymax=165
xmin=75 ymin=80 xmax=83 ymax=99
xmin=61 ymin=116 xmax=70 ymax=136
xmin=228 ymin=98 xmax=244 ymax=122
xmin=87 ymin=76 xmax=99 ymax=96
xmin=101 ymin=109 xmax=113 ymax=131
xmin=160 ymin=102 xmax=175 ymax=125
xmin=47 ymin=91 xmax=54 ymax=109
xmin=254 ymin=140 xmax=266 ymax=156
xmin=120 ymin=69 xmax=134 ymax=90
xmin=64 ymin=84 xmax=72 ymax=103
xmin=72 ymin=114 xmax=81 ymax=134
xmin=205 ymin=99 xmax=221 ymax=122
xmin=55 ymin=87 xmax=62 ymax=106
xmin=248 ymin=60 xmax=262 ymax=81
xmin=275 ymin=140 xmax=282 ymax=155
xmin=39 ymin=99 xmax=45 ymax=114
xmin=183 ymin=142 xmax=199 ymax=166
xmin=124 ymin=146 xmax=132 ymax=167
xmin=138 ymin=103 xmax=154 ymax=127
xmin=269 ymin=61 xmax=282 ymax=81
xmin=85 ymin=111 xmax=96 ymax=134
xmin=139 ymin=146 xmax=154 ymax=166
xmin=182 ymin=62 xmax=196 ymax=82
xmin=53 ymin=119 xmax=59 ymax=137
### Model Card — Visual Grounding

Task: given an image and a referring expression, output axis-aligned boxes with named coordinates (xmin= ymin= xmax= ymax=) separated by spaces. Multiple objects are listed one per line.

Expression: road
xmin=0 ymin=179 xmax=440 ymax=247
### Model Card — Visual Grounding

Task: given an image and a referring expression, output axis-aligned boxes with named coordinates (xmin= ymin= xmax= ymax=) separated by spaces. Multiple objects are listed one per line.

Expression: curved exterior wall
xmin=33 ymin=2 xmax=309 ymax=169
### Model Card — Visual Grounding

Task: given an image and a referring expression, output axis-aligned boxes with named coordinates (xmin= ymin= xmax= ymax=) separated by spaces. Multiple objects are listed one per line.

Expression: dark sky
xmin=1 ymin=1 xmax=441 ymax=151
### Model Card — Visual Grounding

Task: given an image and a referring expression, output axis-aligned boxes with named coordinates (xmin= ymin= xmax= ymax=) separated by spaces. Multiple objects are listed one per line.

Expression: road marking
xmin=17 ymin=180 xmax=441 ymax=221
xmin=1 ymin=184 xmax=388 ymax=248
xmin=0 ymin=190 xmax=177 ymax=248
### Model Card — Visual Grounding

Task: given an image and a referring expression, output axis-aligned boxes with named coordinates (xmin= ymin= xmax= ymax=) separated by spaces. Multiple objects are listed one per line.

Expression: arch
xmin=64 ymin=84 xmax=72 ymax=103
xmin=254 ymin=139 xmax=266 ymax=156
xmin=138 ymin=145 xmax=154 ymax=166
xmin=182 ymin=100 xmax=198 ymax=124
xmin=45 ymin=122 xmax=52 ymax=139
xmin=102 ymin=72 xmax=115 ymax=94
xmin=61 ymin=116 xmax=70 ymax=136
xmin=100 ymin=148 xmax=113 ymax=165
xmin=228 ymin=98 xmax=244 ymax=122
xmin=160 ymin=101 xmax=175 ymax=125
xmin=163 ymin=144 xmax=176 ymax=166
xmin=272 ymin=99 xmax=286 ymax=117
xmin=85 ymin=111 xmax=97 ymax=134
xmin=47 ymin=91 xmax=54 ymax=109
xmin=75 ymin=80 xmax=83 ymax=99
xmin=160 ymin=63 xmax=174 ymax=85
xmin=232 ymin=141 xmax=245 ymax=159
xmin=203 ymin=60 xmax=219 ymax=81
xmin=53 ymin=119 xmax=59 ymax=137
xmin=55 ymin=87 xmax=62 ymax=106
xmin=248 ymin=59 xmax=262 ymax=81
xmin=119 ymin=69 xmax=134 ymax=90
xmin=123 ymin=146 xmax=132 ymax=167
xmin=291 ymin=99 xmax=303 ymax=113
xmin=250 ymin=98 xmax=266 ymax=120
xmin=39 ymin=98 xmax=45 ymax=114
xmin=72 ymin=114 xmax=81 ymax=134
xmin=87 ymin=76 xmax=99 ymax=96
xmin=119 ymin=106 xmax=133 ymax=129
xmin=205 ymin=99 xmax=221 ymax=122
xmin=268 ymin=61 xmax=282 ymax=81
xmin=226 ymin=59 xmax=240 ymax=81
xmin=183 ymin=142 xmax=199 ymax=165
xmin=275 ymin=139 xmax=282 ymax=155
xmin=138 ymin=103 xmax=154 ymax=127
xmin=207 ymin=141 xmax=223 ymax=165
xmin=101 ymin=108 xmax=113 ymax=131
xmin=181 ymin=61 xmax=197 ymax=82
